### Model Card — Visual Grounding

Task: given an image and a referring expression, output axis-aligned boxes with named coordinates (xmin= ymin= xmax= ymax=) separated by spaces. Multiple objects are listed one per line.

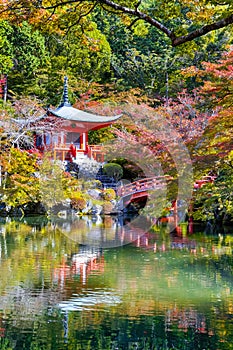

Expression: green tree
xmin=193 ymin=151 xmax=233 ymax=222
xmin=44 ymin=22 xmax=111 ymax=104
xmin=0 ymin=20 xmax=13 ymax=74
xmin=7 ymin=21 xmax=49 ymax=97
xmin=39 ymin=155 xmax=69 ymax=211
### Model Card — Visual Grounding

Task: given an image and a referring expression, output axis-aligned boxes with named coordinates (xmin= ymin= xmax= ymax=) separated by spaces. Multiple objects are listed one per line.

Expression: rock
xmin=87 ymin=189 xmax=102 ymax=199
xmin=90 ymin=204 xmax=102 ymax=215
xmin=81 ymin=200 xmax=93 ymax=214
xmin=57 ymin=210 xmax=68 ymax=219
xmin=101 ymin=201 xmax=114 ymax=215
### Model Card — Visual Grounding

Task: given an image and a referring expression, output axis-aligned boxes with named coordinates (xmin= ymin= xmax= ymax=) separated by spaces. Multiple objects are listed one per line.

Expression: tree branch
xmin=97 ymin=0 xmax=233 ymax=46
xmin=97 ymin=0 xmax=175 ymax=41
xmin=172 ymin=14 xmax=233 ymax=46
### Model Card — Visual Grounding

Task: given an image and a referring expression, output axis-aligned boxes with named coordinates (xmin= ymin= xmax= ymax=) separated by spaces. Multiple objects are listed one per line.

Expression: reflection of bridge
xmin=116 ymin=176 xmax=172 ymax=206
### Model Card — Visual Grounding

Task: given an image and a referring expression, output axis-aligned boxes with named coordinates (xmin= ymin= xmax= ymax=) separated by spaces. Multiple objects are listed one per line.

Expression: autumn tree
xmin=0 ymin=0 xmax=232 ymax=104
xmin=93 ymin=9 xmax=232 ymax=98
xmin=0 ymin=0 xmax=232 ymax=47
xmin=183 ymin=46 xmax=233 ymax=174
xmin=181 ymin=46 xmax=233 ymax=222
xmin=0 ymin=147 xmax=40 ymax=212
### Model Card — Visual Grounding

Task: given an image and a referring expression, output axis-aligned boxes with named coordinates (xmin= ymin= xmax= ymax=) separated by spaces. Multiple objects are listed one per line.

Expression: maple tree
xmin=179 ymin=46 xmax=233 ymax=222
xmin=0 ymin=0 xmax=232 ymax=47
xmin=183 ymin=46 xmax=233 ymax=172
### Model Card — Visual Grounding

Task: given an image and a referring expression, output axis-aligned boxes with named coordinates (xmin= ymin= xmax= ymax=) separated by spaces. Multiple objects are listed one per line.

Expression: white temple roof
xmin=48 ymin=105 xmax=121 ymax=124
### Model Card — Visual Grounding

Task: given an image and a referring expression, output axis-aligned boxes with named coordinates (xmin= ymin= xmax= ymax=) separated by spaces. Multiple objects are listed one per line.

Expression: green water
xmin=0 ymin=215 xmax=232 ymax=349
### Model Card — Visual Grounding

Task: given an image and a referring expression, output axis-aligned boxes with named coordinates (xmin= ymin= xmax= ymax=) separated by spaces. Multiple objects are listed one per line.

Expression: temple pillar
xmin=80 ymin=132 xmax=87 ymax=151
xmin=82 ymin=132 xmax=86 ymax=151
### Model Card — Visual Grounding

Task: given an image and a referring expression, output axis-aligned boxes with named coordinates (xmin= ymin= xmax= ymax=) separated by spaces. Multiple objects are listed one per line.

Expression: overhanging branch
xmin=97 ymin=0 xmax=233 ymax=46
xmin=98 ymin=0 xmax=175 ymax=40
xmin=172 ymin=14 xmax=233 ymax=46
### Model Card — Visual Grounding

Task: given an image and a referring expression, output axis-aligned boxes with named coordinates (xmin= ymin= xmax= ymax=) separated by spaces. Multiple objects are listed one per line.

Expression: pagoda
xmin=34 ymin=77 xmax=121 ymax=162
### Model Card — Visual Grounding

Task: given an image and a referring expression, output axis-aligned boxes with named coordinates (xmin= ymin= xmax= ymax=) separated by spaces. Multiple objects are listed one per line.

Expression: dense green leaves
xmin=103 ymin=162 xmax=123 ymax=181
xmin=0 ymin=20 xmax=14 ymax=74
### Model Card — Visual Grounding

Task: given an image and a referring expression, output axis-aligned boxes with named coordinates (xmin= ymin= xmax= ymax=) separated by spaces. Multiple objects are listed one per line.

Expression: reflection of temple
xmin=71 ymin=249 xmax=105 ymax=284
xmin=53 ymin=248 xmax=104 ymax=286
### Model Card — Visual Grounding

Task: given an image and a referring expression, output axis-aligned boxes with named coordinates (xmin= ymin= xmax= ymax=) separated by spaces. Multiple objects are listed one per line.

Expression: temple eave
xmin=47 ymin=106 xmax=121 ymax=124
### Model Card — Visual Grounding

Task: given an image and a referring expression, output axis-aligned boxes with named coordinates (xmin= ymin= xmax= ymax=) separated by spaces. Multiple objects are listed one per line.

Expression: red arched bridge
xmin=115 ymin=174 xmax=216 ymax=207
xmin=116 ymin=176 xmax=172 ymax=206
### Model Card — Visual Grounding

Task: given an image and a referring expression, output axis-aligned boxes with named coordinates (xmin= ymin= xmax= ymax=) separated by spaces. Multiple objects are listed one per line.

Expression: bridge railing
xmin=116 ymin=175 xmax=172 ymax=197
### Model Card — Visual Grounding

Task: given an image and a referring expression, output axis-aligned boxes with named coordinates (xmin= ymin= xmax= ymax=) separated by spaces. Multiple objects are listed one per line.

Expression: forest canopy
xmin=0 ymin=0 xmax=232 ymax=46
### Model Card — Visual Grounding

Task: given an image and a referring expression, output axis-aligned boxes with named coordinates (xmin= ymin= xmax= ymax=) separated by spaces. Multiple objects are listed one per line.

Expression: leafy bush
xmin=103 ymin=163 xmax=123 ymax=181
xmin=70 ymin=192 xmax=87 ymax=211
xmin=102 ymin=188 xmax=116 ymax=201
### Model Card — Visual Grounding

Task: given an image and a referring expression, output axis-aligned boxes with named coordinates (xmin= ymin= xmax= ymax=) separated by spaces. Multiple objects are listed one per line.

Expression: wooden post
xmin=174 ymin=200 xmax=178 ymax=228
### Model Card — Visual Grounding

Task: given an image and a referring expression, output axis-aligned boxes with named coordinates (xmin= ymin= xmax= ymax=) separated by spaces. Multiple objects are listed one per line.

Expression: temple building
xmin=34 ymin=77 xmax=121 ymax=162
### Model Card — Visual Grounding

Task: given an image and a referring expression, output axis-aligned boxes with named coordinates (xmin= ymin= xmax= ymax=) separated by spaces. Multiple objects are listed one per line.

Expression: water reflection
xmin=51 ymin=213 xmax=153 ymax=247
xmin=59 ymin=290 xmax=122 ymax=312
xmin=0 ymin=216 xmax=232 ymax=349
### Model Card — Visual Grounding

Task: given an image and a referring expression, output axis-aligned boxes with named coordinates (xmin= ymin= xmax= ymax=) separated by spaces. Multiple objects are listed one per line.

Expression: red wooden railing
xmin=36 ymin=144 xmax=104 ymax=162
xmin=87 ymin=145 xmax=104 ymax=162
xmin=117 ymin=174 xmax=216 ymax=198
xmin=117 ymin=175 xmax=172 ymax=197
xmin=193 ymin=175 xmax=216 ymax=189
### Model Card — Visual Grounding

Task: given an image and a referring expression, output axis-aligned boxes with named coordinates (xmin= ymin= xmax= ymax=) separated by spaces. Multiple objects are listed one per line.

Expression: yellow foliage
xmin=102 ymin=201 xmax=114 ymax=214
xmin=70 ymin=191 xmax=87 ymax=210
xmin=102 ymin=188 xmax=116 ymax=201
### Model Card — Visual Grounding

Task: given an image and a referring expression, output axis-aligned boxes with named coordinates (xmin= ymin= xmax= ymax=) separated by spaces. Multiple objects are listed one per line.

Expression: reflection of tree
xmin=0 ymin=219 xmax=232 ymax=349
xmin=165 ymin=307 xmax=209 ymax=334
xmin=52 ymin=214 xmax=152 ymax=247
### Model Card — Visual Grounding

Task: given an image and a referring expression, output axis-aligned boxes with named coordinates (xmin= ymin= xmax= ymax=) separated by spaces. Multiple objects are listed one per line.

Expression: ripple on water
xmin=58 ymin=289 xmax=122 ymax=312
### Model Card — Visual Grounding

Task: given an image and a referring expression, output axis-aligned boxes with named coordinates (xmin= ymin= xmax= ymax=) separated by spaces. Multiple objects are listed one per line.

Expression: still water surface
xmin=0 ymin=215 xmax=232 ymax=350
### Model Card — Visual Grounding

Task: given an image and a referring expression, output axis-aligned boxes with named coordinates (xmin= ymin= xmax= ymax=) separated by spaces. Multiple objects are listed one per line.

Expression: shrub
xmin=70 ymin=192 xmax=87 ymax=211
xmin=102 ymin=188 xmax=116 ymax=201
xmin=103 ymin=163 xmax=123 ymax=181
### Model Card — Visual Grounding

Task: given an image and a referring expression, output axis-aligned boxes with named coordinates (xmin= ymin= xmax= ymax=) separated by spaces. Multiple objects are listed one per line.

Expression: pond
xmin=0 ymin=215 xmax=232 ymax=350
